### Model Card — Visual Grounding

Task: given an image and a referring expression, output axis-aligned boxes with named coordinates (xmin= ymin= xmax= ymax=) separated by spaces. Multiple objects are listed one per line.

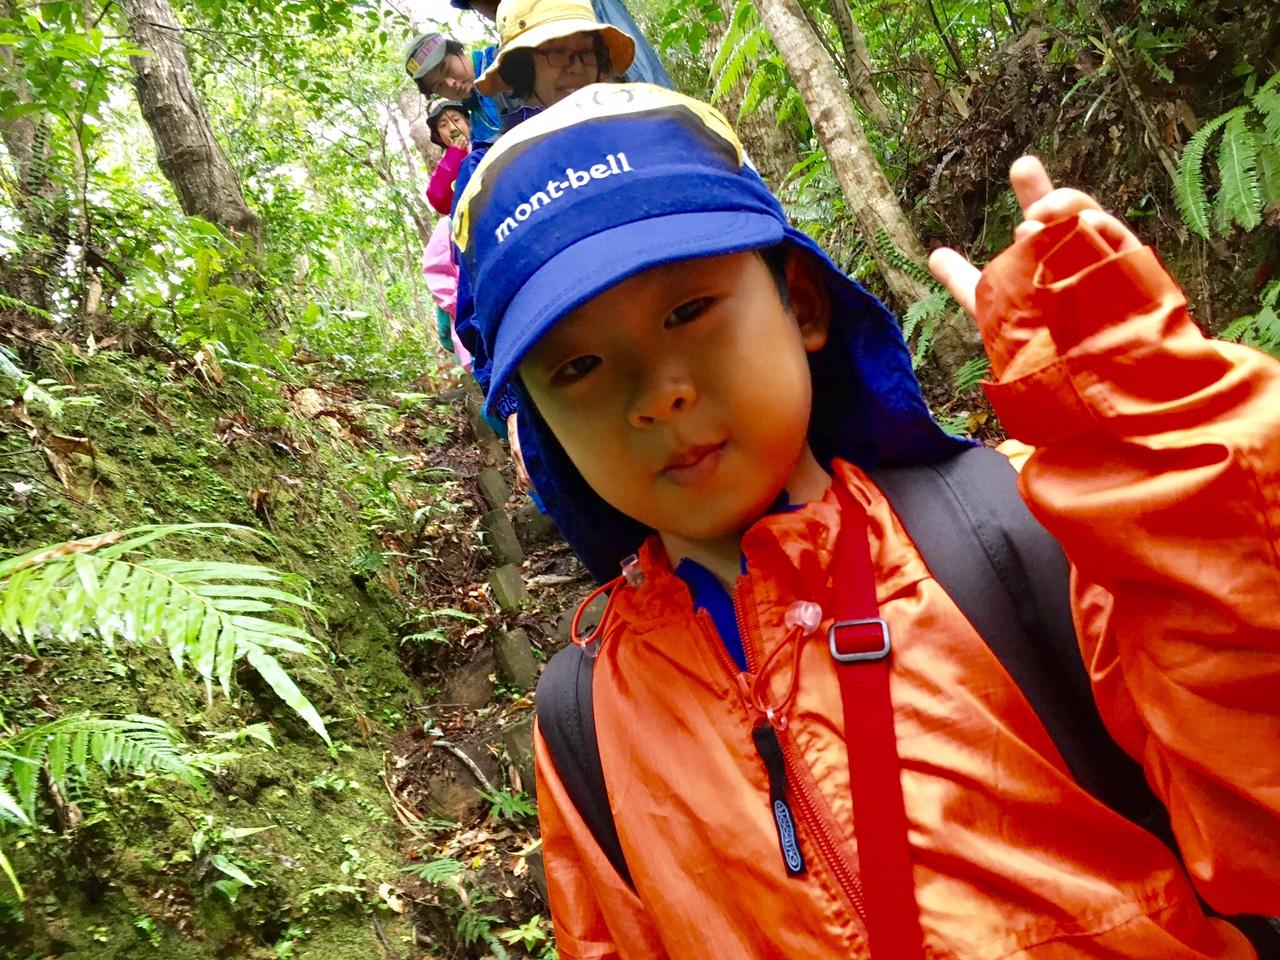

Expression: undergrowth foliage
xmin=1175 ymin=71 xmax=1280 ymax=238
xmin=0 ymin=523 xmax=331 ymax=743
xmin=0 ymin=713 xmax=203 ymax=899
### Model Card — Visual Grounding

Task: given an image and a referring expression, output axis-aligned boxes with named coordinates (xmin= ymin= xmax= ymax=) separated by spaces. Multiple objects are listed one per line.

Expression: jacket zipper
xmin=698 ymin=585 xmax=869 ymax=926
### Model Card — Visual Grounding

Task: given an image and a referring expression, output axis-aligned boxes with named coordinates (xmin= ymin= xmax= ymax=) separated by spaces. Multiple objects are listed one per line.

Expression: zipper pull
xmin=752 ymin=722 xmax=806 ymax=877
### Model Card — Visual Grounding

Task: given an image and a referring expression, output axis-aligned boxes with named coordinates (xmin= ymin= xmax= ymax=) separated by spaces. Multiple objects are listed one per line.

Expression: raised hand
xmin=928 ymin=156 xmax=1142 ymax=320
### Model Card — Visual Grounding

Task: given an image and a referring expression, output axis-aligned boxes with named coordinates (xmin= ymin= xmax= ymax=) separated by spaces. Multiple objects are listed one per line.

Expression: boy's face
xmin=520 ymin=250 xmax=830 ymax=544
xmin=426 ymin=52 xmax=473 ymax=100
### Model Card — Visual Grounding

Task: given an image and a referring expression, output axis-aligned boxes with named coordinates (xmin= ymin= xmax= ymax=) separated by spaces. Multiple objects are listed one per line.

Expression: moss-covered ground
xmin=0 ymin=345 xmax=464 ymax=959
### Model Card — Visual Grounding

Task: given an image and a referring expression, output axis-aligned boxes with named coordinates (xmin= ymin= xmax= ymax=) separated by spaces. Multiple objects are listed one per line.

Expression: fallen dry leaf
xmin=45 ymin=433 xmax=95 ymax=459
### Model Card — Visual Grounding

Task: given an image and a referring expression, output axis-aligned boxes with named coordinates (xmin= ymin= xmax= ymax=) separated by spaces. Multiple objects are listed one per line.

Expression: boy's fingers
xmin=1024 ymin=188 xmax=1103 ymax=225
xmin=1079 ymin=208 xmax=1143 ymax=253
xmin=928 ymin=247 xmax=980 ymax=318
xmin=1014 ymin=220 xmax=1046 ymax=243
xmin=1010 ymin=156 xmax=1055 ymax=217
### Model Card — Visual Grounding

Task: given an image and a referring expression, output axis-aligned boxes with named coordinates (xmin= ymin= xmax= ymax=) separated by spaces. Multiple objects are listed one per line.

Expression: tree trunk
xmin=708 ymin=0 xmax=801 ymax=190
xmin=398 ymin=88 xmax=440 ymax=168
xmin=0 ymin=0 xmax=66 ymax=311
xmin=827 ymin=0 xmax=894 ymax=135
xmin=117 ymin=0 xmax=259 ymax=240
xmin=751 ymin=0 xmax=976 ymax=371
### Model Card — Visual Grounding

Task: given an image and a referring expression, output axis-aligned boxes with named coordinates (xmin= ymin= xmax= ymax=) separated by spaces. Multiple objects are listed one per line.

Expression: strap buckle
xmin=828 ymin=617 xmax=891 ymax=663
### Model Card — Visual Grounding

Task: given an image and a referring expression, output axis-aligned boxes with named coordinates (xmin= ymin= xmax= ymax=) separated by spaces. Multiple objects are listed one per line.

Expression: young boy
xmin=453 ymin=84 xmax=1280 ymax=958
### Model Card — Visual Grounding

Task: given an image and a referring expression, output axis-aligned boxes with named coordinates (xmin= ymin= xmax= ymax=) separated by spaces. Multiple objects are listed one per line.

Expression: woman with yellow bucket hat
xmin=437 ymin=0 xmax=636 ymax=491
xmin=474 ymin=0 xmax=635 ymax=108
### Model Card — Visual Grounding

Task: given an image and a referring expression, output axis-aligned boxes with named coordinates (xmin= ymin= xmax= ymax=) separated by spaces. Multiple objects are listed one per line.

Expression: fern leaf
xmin=244 ymin=648 xmax=330 ymax=744
xmin=900 ymin=289 xmax=948 ymax=340
xmin=0 ymin=524 xmax=329 ymax=742
xmin=1257 ymin=141 xmax=1280 ymax=205
xmin=401 ymin=857 xmax=464 ymax=884
xmin=0 ymin=714 xmax=203 ymax=821
xmin=1216 ymin=110 xmax=1263 ymax=232
xmin=740 ymin=55 xmax=775 ymax=117
xmin=874 ymin=229 xmax=939 ymax=291
xmin=1174 ymin=108 xmax=1237 ymax=239
xmin=710 ymin=0 xmax=761 ymax=103
xmin=1252 ymin=72 xmax=1280 ymax=145
xmin=952 ymin=356 xmax=991 ymax=394
xmin=0 ymin=783 xmax=27 ymax=825
xmin=0 ymin=848 xmax=22 ymax=901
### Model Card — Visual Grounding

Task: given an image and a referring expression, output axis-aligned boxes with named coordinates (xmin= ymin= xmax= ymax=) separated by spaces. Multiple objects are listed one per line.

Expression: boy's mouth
xmin=661 ymin=441 xmax=727 ymax=486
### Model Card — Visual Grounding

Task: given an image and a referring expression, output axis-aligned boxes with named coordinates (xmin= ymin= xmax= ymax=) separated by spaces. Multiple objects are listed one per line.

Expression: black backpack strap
xmin=870 ymin=446 xmax=1161 ymax=828
xmin=535 ymin=640 xmax=634 ymax=888
xmin=873 ymin=447 xmax=1280 ymax=954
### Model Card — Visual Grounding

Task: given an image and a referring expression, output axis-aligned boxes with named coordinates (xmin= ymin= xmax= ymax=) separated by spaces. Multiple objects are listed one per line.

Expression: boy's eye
xmin=551 ymin=355 xmax=600 ymax=385
xmin=665 ymin=297 xmax=714 ymax=328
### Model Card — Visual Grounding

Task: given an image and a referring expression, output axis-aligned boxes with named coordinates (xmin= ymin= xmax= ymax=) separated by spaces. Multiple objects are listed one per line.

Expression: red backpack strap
xmin=829 ymin=484 xmax=926 ymax=959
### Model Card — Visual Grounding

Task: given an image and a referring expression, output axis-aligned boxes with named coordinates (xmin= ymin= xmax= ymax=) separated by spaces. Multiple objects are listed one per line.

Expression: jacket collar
xmin=608 ymin=461 xmax=870 ymax=634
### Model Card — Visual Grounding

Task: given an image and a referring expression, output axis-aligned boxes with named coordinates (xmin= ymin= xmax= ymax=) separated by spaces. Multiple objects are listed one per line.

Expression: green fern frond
xmin=0 ymin=524 xmax=330 ymax=743
xmin=1222 ymin=282 xmax=1280 ymax=357
xmin=1251 ymin=72 xmax=1280 ymax=145
xmin=401 ymin=857 xmax=464 ymax=885
xmin=0 ymin=293 xmax=54 ymax=321
xmin=708 ymin=0 xmax=748 ymax=78
xmin=934 ymin=412 xmax=974 ymax=438
xmin=457 ymin=908 xmax=503 ymax=947
xmin=710 ymin=0 xmax=764 ymax=104
xmin=952 ymin=356 xmax=991 ymax=394
xmin=874 ymin=229 xmax=939 ymax=291
xmin=0 ymin=849 xmax=21 ymax=901
xmin=1174 ymin=108 xmax=1237 ymax=239
xmin=1258 ymin=142 xmax=1280 ymax=205
xmin=900 ymin=289 xmax=951 ymax=367
xmin=1215 ymin=109 xmax=1263 ymax=232
xmin=2 ymin=714 xmax=204 ymax=821
xmin=0 ymin=784 xmax=27 ymax=826
xmin=740 ymin=57 xmax=776 ymax=117
xmin=1219 ymin=314 xmax=1256 ymax=340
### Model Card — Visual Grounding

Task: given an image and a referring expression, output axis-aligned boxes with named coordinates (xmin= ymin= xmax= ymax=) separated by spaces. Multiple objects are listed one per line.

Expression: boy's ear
xmin=784 ymin=250 xmax=831 ymax=352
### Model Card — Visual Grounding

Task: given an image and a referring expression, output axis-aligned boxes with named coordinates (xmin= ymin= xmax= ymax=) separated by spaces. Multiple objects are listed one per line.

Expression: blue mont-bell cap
xmin=453 ymin=83 xmax=966 ymax=579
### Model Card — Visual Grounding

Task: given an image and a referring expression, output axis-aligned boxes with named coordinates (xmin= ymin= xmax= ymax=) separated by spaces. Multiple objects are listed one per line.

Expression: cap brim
xmin=475 ymin=22 xmax=636 ymax=96
xmin=410 ymin=45 xmax=448 ymax=81
xmin=483 ymin=210 xmax=783 ymax=416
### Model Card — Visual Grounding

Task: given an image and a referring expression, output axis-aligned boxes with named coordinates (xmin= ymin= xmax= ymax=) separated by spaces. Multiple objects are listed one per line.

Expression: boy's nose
xmin=629 ymin=377 xmax=696 ymax=428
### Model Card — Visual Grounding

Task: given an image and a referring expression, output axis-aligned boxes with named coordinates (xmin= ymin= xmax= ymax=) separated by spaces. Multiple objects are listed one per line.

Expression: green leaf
xmin=1 ymin=714 xmax=203 ymax=821
xmin=0 ymin=102 xmax=46 ymax=122
xmin=209 ymin=853 xmax=256 ymax=887
xmin=1216 ymin=109 xmax=1263 ymax=232
xmin=0 ymin=848 xmax=23 ymax=901
xmin=401 ymin=857 xmax=464 ymax=884
xmin=0 ymin=783 xmax=29 ymax=825
xmin=244 ymin=648 xmax=330 ymax=743
xmin=0 ymin=525 xmax=318 ymax=731
xmin=1174 ymin=108 xmax=1236 ymax=239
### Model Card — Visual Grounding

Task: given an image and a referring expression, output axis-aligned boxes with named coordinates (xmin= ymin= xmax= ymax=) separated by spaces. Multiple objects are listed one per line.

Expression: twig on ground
xmin=433 ymin=739 xmax=495 ymax=792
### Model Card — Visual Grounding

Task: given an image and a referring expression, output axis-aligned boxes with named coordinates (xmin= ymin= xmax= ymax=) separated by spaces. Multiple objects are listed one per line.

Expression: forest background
xmin=0 ymin=0 xmax=1277 ymax=957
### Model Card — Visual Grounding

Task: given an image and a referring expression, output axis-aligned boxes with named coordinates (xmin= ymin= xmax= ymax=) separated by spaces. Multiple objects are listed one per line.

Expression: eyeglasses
xmin=532 ymin=45 xmax=598 ymax=70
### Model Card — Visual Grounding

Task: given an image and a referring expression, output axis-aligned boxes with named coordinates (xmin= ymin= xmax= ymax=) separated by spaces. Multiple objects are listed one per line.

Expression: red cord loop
xmin=570 ymin=574 xmax=625 ymax=652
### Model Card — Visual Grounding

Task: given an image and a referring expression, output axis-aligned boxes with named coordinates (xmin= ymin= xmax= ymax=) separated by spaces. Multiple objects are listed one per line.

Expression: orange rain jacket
xmin=533 ymin=217 xmax=1280 ymax=959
